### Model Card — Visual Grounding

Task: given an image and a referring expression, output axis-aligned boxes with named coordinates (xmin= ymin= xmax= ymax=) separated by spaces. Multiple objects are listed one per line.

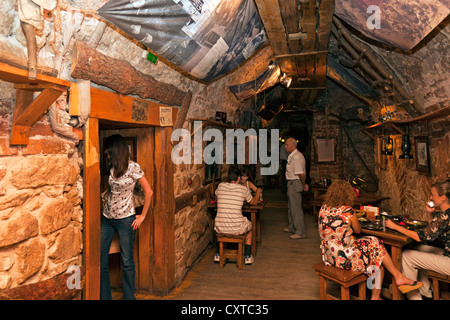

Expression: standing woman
xmin=386 ymin=180 xmax=450 ymax=299
xmin=101 ymin=134 xmax=153 ymax=300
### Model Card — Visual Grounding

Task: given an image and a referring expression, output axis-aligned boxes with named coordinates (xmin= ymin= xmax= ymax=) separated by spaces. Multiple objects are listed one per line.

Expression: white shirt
xmin=103 ymin=161 xmax=144 ymax=219
xmin=214 ymin=182 xmax=252 ymax=234
xmin=285 ymin=149 xmax=306 ymax=180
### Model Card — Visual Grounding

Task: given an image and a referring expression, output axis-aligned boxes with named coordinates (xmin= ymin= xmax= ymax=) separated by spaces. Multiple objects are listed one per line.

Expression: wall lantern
xmin=399 ymin=134 xmax=413 ymax=159
xmin=382 ymin=135 xmax=393 ymax=155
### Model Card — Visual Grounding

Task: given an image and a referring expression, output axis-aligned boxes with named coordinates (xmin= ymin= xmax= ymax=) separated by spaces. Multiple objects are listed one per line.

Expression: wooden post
xmin=152 ymin=126 xmax=175 ymax=295
xmin=83 ymin=117 xmax=101 ymax=300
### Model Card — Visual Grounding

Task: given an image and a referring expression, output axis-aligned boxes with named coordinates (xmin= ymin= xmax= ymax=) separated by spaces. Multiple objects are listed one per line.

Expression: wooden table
xmin=360 ymin=227 xmax=413 ymax=300
xmin=208 ymin=200 xmax=266 ymax=257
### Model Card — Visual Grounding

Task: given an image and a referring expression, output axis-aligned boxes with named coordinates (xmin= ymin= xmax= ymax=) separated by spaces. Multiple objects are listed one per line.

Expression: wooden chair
xmin=428 ymin=270 xmax=450 ymax=300
xmin=312 ymin=262 xmax=367 ymax=300
xmin=216 ymin=232 xmax=248 ymax=270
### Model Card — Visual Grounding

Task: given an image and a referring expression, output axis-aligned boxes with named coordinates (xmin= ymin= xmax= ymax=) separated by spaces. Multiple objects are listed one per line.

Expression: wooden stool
xmin=312 ymin=262 xmax=367 ymax=300
xmin=216 ymin=233 xmax=248 ymax=270
xmin=428 ymin=270 xmax=450 ymax=300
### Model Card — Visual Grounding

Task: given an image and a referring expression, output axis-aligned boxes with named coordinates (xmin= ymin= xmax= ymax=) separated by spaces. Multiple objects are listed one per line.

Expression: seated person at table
xmin=386 ymin=180 xmax=450 ymax=300
xmin=214 ymin=166 xmax=262 ymax=265
xmin=319 ymin=180 xmax=422 ymax=300
xmin=239 ymin=165 xmax=262 ymax=201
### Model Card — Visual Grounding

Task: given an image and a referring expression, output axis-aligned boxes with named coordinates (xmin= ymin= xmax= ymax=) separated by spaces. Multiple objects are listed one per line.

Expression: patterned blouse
xmin=103 ymin=161 xmax=144 ymax=219
xmin=319 ymin=205 xmax=386 ymax=275
xmin=418 ymin=208 xmax=450 ymax=258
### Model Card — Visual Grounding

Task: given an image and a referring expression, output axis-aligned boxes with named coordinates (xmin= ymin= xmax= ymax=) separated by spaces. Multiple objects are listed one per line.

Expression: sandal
xmin=398 ymin=281 xmax=423 ymax=294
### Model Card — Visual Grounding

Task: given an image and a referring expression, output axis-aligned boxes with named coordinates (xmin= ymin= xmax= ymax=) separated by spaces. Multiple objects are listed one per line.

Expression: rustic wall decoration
xmin=415 ymin=136 xmax=430 ymax=173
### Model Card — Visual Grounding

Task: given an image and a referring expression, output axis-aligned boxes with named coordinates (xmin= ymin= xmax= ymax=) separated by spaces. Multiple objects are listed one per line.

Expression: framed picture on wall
xmin=415 ymin=136 xmax=430 ymax=173
xmin=314 ymin=137 xmax=336 ymax=163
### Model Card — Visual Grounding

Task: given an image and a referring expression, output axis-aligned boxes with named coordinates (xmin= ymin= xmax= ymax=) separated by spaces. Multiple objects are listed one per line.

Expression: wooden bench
xmin=312 ymin=262 xmax=367 ymax=300
xmin=216 ymin=233 xmax=248 ymax=270
xmin=428 ymin=270 xmax=450 ymax=300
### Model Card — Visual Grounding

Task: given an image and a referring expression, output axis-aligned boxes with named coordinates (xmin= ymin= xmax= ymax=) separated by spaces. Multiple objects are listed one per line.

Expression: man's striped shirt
xmin=214 ymin=182 xmax=252 ymax=234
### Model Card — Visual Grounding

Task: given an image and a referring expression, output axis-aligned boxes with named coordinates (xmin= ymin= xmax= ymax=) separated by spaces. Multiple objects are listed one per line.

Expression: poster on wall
xmin=334 ymin=0 xmax=450 ymax=51
xmin=98 ymin=0 xmax=267 ymax=82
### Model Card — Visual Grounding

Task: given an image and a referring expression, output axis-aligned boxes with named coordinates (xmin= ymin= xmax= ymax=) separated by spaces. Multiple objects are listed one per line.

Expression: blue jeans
xmin=100 ymin=215 xmax=136 ymax=300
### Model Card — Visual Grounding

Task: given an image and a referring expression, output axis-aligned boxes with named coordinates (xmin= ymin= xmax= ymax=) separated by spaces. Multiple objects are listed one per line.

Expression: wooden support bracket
xmin=10 ymin=84 xmax=67 ymax=145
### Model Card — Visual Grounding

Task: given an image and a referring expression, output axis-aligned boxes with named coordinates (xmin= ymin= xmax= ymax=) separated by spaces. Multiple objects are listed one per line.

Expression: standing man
xmin=284 ymin=137 xmax=309 ymax=239
xmin=279 ymin=142 xmax=288 ymax=193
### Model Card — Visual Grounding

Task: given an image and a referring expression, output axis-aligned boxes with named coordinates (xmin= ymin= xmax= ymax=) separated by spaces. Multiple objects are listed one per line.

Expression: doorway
xmin=83 ymin=116 xmax=176 ymax=299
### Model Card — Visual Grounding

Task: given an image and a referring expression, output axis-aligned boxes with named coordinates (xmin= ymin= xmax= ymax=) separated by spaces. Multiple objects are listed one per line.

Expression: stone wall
xmin=0 ymin=89 xmax=83 ymax=293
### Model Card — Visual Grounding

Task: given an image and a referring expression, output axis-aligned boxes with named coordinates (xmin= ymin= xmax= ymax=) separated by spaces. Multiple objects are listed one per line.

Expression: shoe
xmin=289 ymin=234 xmax=307 ymax=239
xmin=245 ymin=255 xmax=254 ymax=265
xmin=214 ymin=254 xmax=220 ymax=262
xmin=283 ymin=228 xmax=293 ymax=233
xmin=398 ymin=281 xmax=423 ymax=294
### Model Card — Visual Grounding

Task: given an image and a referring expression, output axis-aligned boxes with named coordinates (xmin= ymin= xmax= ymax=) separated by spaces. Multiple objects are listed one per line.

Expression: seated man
xmin=214 ymin=166 xmax=262 ymax=264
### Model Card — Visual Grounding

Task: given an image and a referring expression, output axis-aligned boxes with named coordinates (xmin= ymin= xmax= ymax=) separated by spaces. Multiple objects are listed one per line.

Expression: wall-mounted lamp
xmin=382 ymin=135 xmax=393 ymax=155
xmin=399 ymin=134 xmax=413 ymax=159
xmin=280 ymin=73 xmax=292 ymax=88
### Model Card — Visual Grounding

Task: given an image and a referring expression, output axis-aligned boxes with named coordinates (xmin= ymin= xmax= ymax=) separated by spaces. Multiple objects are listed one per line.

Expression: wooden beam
xmin=10 ymin=84 xmax=66 ymax=145
xmin=69 ymin=83 xmax=178 ymax=128
xmin=0 ymin=61 xmax=70 ymax=87
xmin=254 ymin=0 xmax=289 ymax=55
xmin=71 ymin=40 xmax=186 ymax=106
xmin=83 ymin=117 xmax=101 ymax=300
xmin=152 ymin=127 xmax=175 ymax=295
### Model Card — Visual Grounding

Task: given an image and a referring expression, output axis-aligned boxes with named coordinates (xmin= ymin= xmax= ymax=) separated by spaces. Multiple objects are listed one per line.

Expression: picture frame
xmin=314 ymin=137 xmax=336 ymax=163
xmin=415 ymin=136 xmax=430 ymax=173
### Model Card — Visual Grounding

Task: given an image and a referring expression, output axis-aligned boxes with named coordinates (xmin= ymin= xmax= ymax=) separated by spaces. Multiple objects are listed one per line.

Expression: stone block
xmin=0 ymin=210 xmax=39 ymax=248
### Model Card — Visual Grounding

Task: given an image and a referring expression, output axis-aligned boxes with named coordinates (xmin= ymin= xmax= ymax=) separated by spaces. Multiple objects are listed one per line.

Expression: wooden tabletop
xmin=360 ymin=227 xmax=412 ymax=247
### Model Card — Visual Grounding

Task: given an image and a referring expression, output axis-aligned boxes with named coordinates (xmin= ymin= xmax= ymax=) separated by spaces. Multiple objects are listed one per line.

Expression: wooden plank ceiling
xmin=254 ymin=0 xmax=335 ymax=109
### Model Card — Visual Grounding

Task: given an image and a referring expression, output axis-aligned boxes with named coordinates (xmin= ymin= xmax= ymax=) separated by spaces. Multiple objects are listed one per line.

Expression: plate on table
xmin=361 ymin=221 xmax=382 ymax=230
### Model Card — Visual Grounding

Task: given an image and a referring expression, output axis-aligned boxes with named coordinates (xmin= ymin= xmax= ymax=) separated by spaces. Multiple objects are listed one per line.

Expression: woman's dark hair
xmin=104 ymin=134 xmax=130 ymax=178
xmin=227 ymin=166 xmax=241 ymax=182
xmin=240 ymin=165 xmax=255 ymax=180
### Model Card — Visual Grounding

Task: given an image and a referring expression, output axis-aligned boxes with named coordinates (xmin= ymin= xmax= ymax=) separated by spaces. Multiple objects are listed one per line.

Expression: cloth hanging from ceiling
xmin=327 ymin=55 xmax=380 ymax=103
xmin=229 ymin=61 xmax=281 ymax=101
xmin=334 ymin=0 xmax=450 ymax=51
xmin=97 ymin=0 xmax=267 ymax=82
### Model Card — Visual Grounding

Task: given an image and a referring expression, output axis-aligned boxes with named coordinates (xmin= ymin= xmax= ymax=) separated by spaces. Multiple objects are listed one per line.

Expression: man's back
xmin=215 ymin=182 xmax=252 ymax=235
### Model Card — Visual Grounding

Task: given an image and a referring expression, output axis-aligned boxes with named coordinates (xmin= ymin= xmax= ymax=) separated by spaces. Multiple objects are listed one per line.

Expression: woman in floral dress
xmin=318 ymin=180 xmax=422 ymax=299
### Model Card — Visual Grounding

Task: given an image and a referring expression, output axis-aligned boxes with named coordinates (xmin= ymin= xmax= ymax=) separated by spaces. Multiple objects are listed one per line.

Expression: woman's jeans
xmin=100 ymin=215 xmax=136 ymax=300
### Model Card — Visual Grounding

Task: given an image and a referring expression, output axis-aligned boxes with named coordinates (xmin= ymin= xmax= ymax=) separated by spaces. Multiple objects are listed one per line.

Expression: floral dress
xmin=319 ymin=205 xmax=386 ymax=275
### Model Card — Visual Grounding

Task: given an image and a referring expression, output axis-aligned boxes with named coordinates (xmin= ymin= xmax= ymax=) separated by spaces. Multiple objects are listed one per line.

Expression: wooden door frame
xmin=77 ymin=84 xmax=177 ymax=299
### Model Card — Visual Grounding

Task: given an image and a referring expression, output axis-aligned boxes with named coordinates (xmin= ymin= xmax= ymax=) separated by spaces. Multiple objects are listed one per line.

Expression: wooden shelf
xmin=363 ymin=103 xmax=450 ymax=138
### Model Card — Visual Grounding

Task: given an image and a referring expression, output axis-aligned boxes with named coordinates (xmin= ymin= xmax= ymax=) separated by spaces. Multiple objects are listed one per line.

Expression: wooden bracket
xmin=10 ymin=83 xmax=67 ymax=145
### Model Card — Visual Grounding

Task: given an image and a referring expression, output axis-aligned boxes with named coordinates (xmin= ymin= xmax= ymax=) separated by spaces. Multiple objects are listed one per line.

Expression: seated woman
xmin=318 ymin=179 xmax=422 ymax=300
xmin=386 ymin=180 xmax=450 ymax=300
xmin=239 ymin=165 xmax=262 ymax=201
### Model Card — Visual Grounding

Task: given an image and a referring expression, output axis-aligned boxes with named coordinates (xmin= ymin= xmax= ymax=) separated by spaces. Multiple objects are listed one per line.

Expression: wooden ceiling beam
xmin=253 ymin=0 xmax=289 ymax=55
